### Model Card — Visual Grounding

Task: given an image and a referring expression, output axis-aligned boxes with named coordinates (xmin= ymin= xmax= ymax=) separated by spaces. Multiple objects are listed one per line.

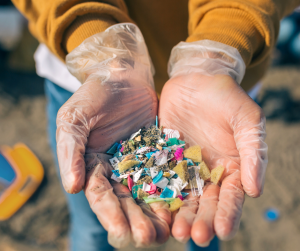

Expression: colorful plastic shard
xmin=183 ymin=145 xmax=202 ymax=163
xmin=211 ymin=165 xmax=225 ymax=184
xmin=137 ymin=188 xmax=149 ymax=200
xmin=172 ymin=160 xmax=189 ymax=183
xmin=127 ymin=174 xmax=134 ymax=191
xmin=169 ymin=198 xmax=184 ymax=212
xmin=160 ymin=187 xmax=174 ymax=198
xmin=118 ymin=160 xmax=140 ymax=173
xmin=199 ymin=161 xmax=211 ymax=180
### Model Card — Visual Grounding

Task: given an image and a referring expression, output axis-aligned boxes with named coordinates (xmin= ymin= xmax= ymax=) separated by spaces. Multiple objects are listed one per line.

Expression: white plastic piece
xmin=168 ymin=170 xmax=176 ymax=178
xmin=170 ymin=177 xmax=188 ymax=191
xmin=169 ymin=144 xmax=185 ymax=151
xmin=157 ymin=138 xmax=166 ymax=144
xmin=111 ymin=173 xmax=122 ymax=183
xmin=129 ymin=129 xmax=141 ymax=140
xmin=133 ymin=169 xmax=143 ymax=183
xmin=136 ymin=147 xmax=152 ymax=154
xmin=118 ymin=174 xmax=128 ymax=179
xmin=154 ymin=177 xmax=169 ymax=189
xmin=153 ymin=150 xmax=169 ymax=166
xmin=109 ymin=157 xmax=120 ymax=169
xmin=167 ymin=185 xmax=181 ymax=198
xmin=150 ymin=167 xmax=159 ymax=178
xmin=163 ymin=128 xmax=180 ymax=139
xmin=142 ymin=182 xmax=151 ymax=192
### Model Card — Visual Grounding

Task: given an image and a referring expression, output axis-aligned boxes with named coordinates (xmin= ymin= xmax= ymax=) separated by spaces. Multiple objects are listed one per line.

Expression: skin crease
xmin=159 ymin=73 xmax=267 ymax=246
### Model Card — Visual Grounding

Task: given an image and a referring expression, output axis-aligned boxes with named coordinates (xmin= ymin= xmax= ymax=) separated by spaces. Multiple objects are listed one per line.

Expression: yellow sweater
xmin=12 ymin=0 xmax=300 ymax=93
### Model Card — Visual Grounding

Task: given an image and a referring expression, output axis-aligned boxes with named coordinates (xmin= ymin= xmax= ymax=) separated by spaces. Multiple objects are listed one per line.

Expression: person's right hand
xmin=56 ymin=24 xmax=171 ymax=248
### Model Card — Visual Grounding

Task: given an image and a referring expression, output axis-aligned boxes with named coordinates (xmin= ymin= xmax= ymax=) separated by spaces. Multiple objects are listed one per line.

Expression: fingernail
xmin=196 ymin=241 xmax=210 ymax=247
xmin=176 ymin=236 xmax=190 ymax=244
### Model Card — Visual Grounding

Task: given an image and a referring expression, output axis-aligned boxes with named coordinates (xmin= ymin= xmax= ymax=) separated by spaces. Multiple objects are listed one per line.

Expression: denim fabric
xmin=44 ymin=79 xmax=219 ymax=251
xmin=44 ymin=79 xmax=114 ymax=251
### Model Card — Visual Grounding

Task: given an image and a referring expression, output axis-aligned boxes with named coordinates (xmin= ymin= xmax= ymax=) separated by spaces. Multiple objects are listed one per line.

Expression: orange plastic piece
xmin=0 ymin=143 xmax=44 ymax=220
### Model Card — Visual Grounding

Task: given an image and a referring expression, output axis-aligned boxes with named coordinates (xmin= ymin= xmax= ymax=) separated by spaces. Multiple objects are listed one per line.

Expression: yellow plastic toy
xmin=0 ymin=143 xmax=44 ymax=220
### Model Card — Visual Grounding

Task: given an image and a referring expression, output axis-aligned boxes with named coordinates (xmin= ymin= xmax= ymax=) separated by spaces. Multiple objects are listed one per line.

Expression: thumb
xmin=56 ymin=88 xmax=91 ymax=194
xmin=233 ymin=107 xmax=268 ymax=198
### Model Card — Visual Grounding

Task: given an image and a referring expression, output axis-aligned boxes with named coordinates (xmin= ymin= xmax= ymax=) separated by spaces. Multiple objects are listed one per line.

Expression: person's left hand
xmin=159 ymin=73 xmax=268 ymax=246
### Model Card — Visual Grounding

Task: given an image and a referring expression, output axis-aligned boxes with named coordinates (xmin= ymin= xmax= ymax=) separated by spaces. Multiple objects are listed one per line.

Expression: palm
xmin=159 ymin=73 xmax=267 ymax=244
xmin=57 ymin=79 xmax=173 ymax=247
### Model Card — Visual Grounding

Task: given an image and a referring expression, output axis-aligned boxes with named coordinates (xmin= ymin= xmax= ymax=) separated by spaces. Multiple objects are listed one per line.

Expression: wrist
xmin=66 ymin=23 xmax=155 ymax=88
xmin=168 ymin=40 xmax=246 ymax=84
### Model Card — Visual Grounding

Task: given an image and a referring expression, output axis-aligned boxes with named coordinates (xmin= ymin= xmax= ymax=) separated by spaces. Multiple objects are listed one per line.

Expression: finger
xmin=214 ymin=170 xmax=244 ymax=241
xmin=139 ymin=201 xmax=171 ymax=244
xmin=149 ymin=201 xmax=172 ymax=226
xmin=56 ymin=88 xmax=91 ymax=193
xmin=84 ymin=156 xmax=131 ymax=248
xmin=234 ymin=114 xmax=268 ymax=197
xmin=191 ymin=184 xmax=220 ymax=247
xmin=171 ymin=193 xmax=199 ymax=243
xmin=112 ymin=182 xmax=156 ymax=247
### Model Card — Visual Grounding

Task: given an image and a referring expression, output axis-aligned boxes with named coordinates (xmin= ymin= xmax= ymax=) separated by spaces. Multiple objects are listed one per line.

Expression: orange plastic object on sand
xmin=0 ymin=143 xmax=44 ymax=220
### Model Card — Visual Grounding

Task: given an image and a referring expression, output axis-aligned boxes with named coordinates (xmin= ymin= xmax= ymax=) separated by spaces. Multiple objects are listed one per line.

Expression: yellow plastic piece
xmin=173 ymin=160 xmax=188 ymax=183
xmin=137 ymin=189 xmax=149 ymax=200
xmin=199 ymin=161 xmax=211 ymax=181
xmin=183 ymin=145 xmax=202 ymax=163
xmin=163 ymin=172 xmax=171 ymax=177
xmin=169 ymin=198 xmax=184 ymax=212
xmin=211 ymin=165 xmax=225 ymax=185
xmin=0 ymin=143 xmax=44 ymax=221
xmin=118 ymin=160 xmax=140 ymax=173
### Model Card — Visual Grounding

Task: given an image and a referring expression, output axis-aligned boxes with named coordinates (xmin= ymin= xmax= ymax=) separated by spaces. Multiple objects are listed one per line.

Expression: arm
xmin=11 ymin=0 xmax=132 ymax=60
xmin=188 ymin=0 xmax=300 ymax=67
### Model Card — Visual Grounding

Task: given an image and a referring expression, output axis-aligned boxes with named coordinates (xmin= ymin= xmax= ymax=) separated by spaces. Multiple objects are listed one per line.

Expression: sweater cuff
xmin=187 ymin=8 xmax=265 ymax=67
xmin=62 ymin=14 xmax=117 ymax=54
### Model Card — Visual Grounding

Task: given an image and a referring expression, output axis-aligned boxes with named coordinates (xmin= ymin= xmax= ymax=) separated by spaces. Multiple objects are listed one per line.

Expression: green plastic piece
xmin=166 ymin=138 xmax=185 ymax=146
xmin=143 ymin=197 xmax=176 ymax=204
xmin=166 ymin=138 xmax=179 ymax=146
xmin=122 ymin=179 xmax=128 ymax=187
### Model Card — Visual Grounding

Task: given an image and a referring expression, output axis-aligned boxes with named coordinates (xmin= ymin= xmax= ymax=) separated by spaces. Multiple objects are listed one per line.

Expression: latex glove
xmin=159 ymin=40 xmax=268 ymax=246
xmin=56 ymin=23 xmax=170 ymax=248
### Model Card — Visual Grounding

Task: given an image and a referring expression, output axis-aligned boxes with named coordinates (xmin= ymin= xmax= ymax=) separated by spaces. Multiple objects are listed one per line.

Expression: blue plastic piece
xmin=264 ymin=208 xmax=280 ymax=221
xmin=117 ymin=143 xmax=122 ymax=151
xmin=152 ymin=170 xmax=163 ymax=184
xmin=106 ymin=142 xmax=119 ymax=154
xmin=132 ymin=185 xmax=143 ymax=199
xmin=145 ymin=151 xmax=157 ymax=159
xmin=144 ymin=168 xmax=151 ymax=176
xmin=160 ymin=187 xmax=174 ymax=198
xmin=173 ymin=174 xmax=178 ymax=179
xmin=0 ymin=153 xmax=16 ymax=185
xmin=156 ymin=116 xmax=158 ymax=128
xmin=181 ymin=192 xmax=189 ymax=198
xmin=162 ymin=147 xmax=172 ymax=152
xmin=183 ymin=158 xmax=194 ymax=166
xmin=113 ymin=151 xmax=122 ymax=158
xmin=112 ymin=170 xmax=120 ymax=177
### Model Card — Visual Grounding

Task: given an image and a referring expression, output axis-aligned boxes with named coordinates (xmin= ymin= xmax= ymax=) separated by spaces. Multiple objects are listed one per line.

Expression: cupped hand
xmin=56 ymin=77 xmax=171 ymax=248
xmin=159 ymin=73 xmax=268 ymax=246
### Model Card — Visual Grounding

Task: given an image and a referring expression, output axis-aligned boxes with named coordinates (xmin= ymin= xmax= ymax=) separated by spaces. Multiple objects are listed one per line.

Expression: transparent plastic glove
xmin=56 ymin=23 xmax=170 ymax=248
xmin=160 ymin=40 xmax=268 ymax=246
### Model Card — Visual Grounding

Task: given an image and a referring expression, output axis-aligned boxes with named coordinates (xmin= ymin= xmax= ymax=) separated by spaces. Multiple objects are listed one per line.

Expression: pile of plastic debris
xmin=107 ymin=118 xmax=224 ymax=212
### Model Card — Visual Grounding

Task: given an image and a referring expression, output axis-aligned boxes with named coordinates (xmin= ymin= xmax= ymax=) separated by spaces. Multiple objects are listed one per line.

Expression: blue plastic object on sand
xmin=264 ymin=208 xmax=280 ymax=221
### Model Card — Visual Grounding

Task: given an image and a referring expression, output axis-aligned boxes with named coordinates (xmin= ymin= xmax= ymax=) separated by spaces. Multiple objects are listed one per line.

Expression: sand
xmin=1 ymin=64 xmax=300 ymax=251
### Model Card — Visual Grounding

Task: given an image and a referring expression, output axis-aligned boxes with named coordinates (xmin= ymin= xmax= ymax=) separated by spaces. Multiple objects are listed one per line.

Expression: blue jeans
xmin=44 ymin=79 xmax=219 ymax=251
